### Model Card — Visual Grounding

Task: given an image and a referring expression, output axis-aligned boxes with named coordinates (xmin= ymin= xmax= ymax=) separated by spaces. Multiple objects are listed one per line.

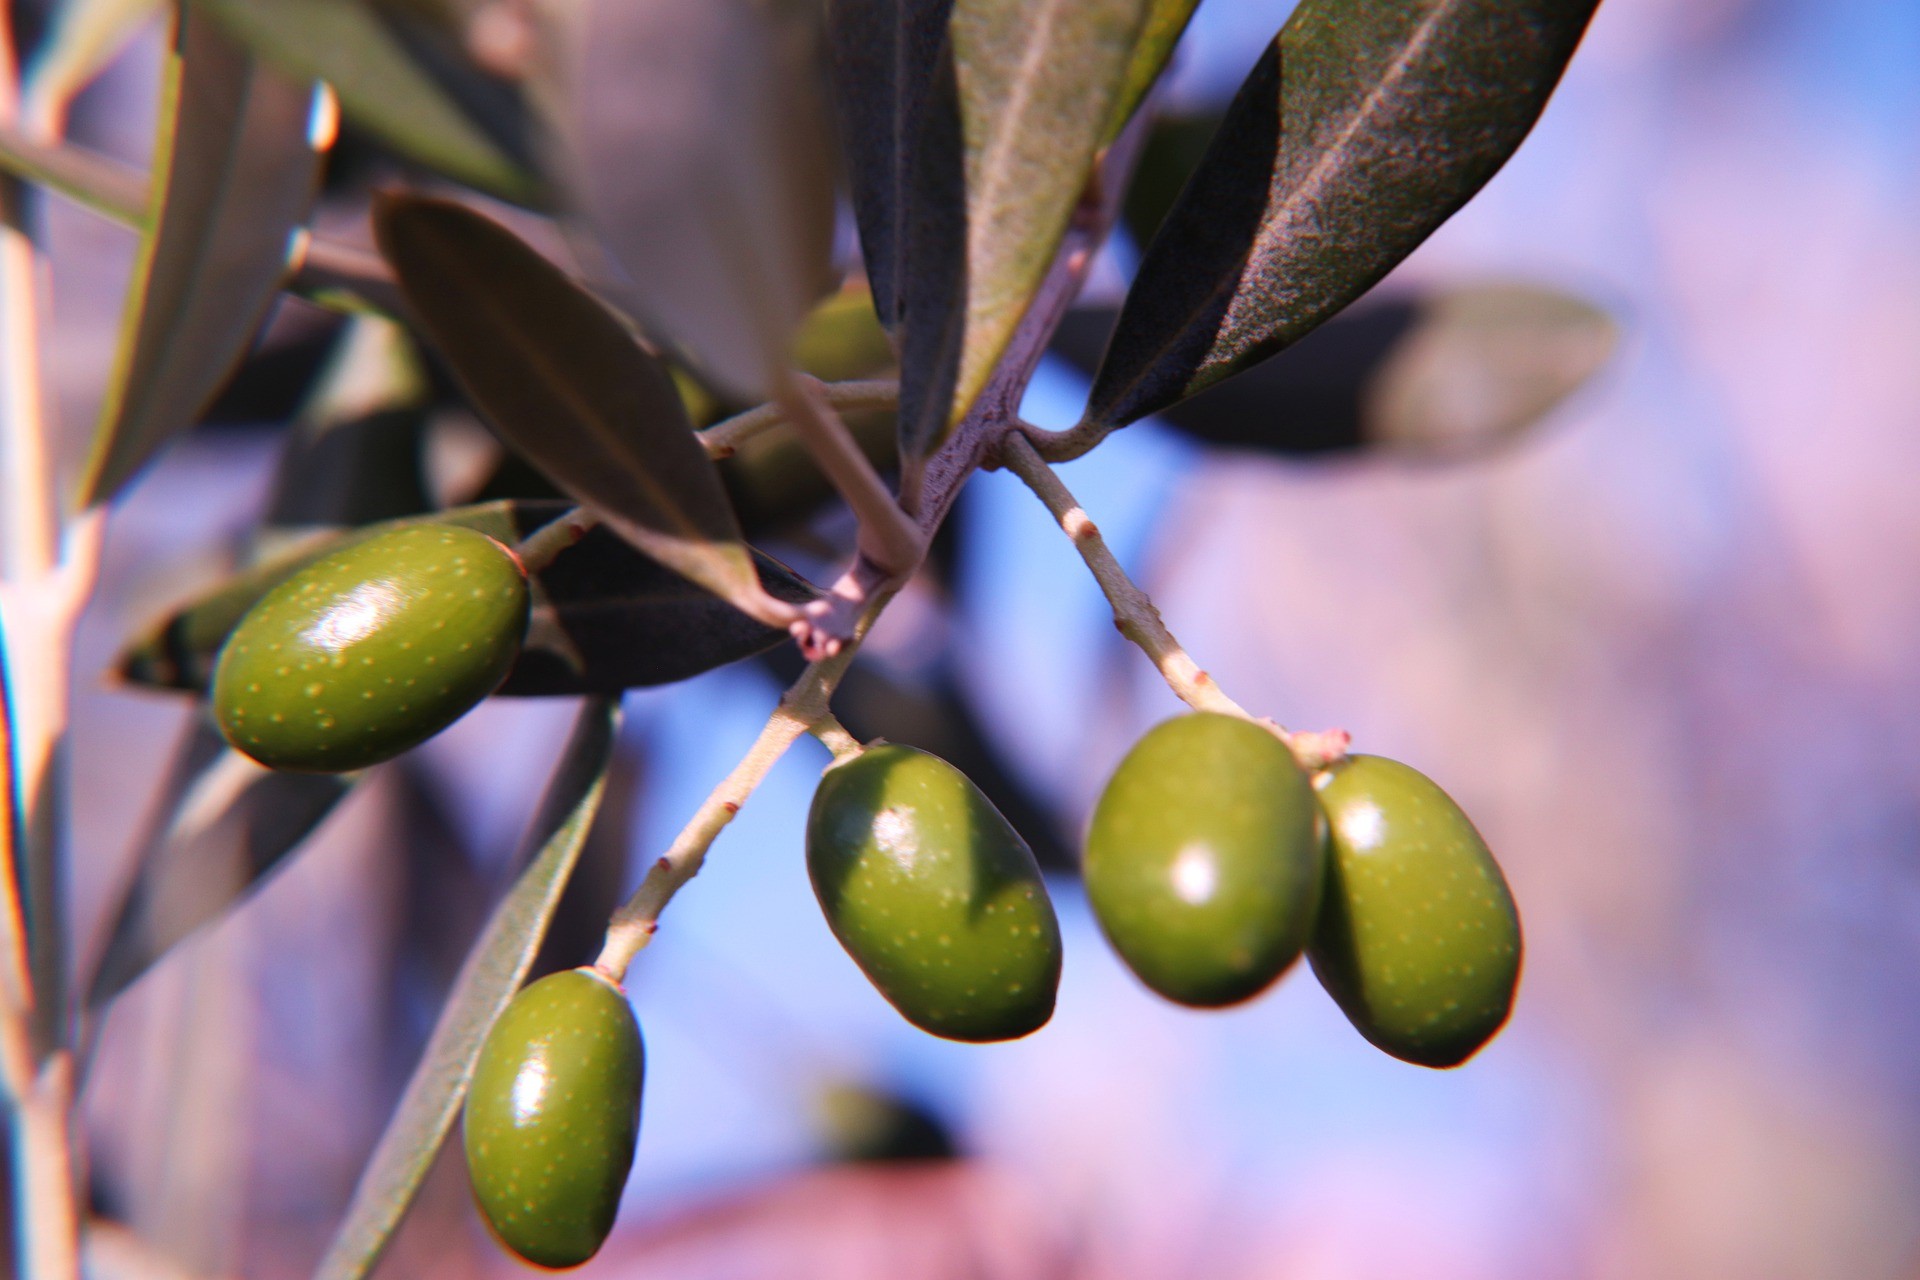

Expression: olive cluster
xmin=206 ymin=533 xmax=1519 ymax=1270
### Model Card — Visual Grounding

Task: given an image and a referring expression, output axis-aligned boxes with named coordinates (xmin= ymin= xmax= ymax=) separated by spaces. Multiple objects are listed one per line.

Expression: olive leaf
xmin=896 ymin=0 xmax=1154 ymax=466
xmin=114 ymin=501 xmax=819 ymax=697
xmin=79 ymin=6 xmax=328 ymax=506
xmin=1102 ymin=0 xmax=1198 ymax=144
xmin=1084 ymin=0 xmax=1602 ymax=433
xmin=313 ymin=696 xmax=620 ymax=1280
xmin=373 ymin=196 xmax=779 ymax=623
xmin=83 ymin=714 xmax=357 ymax=1008
xmin=824 ymin=0 xmax=955 ymax=330
xmin=21 ymin=0 xmax=163 ymax=128
xmin=0 ymin=120 xmax=150 ymax=225
xmin=188 ymin=0 xmax=541 ymax=203
xmin=564 ymin=0 xmax=838 ymax=401
xmin=1055 ymin=283 xmax=1614 ymax=458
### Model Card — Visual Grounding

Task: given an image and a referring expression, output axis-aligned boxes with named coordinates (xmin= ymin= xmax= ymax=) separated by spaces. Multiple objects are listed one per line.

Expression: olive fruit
xmin=1308 ymin=755 xmax=1522 ymax=1068
xmin=807 ymin=745 xmax=1062 ymax=1042
xmin=1084 ymin=712 xmax=1324 ymax=1007
xmin=464 ymin=968 xmax=644 ymax=1269
xmin=212 ymin=525 xmax=529 ymax=772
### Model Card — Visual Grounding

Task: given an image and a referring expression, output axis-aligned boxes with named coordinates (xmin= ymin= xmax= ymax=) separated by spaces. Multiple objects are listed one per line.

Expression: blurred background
xmin=18 ymin=0 xmax=1920 ymax=1275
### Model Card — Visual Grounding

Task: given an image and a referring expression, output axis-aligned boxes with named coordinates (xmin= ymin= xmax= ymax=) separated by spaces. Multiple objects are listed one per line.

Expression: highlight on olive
xmin=463 ymin=967 xmax=645 ymax=1269
xmin=212 ymin=524 xmax=529 ymax=772
xmin=1083 ymin=712 xmax=1325 ymax=1008
xmin=1308 ymin=754 xmax=1523 ymax=1068
xmin=806 ymin=743 xmax=1063 ymax=1042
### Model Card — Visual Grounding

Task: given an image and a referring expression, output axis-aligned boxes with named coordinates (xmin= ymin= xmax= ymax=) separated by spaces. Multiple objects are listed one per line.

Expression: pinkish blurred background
xmin=27 ymin=0 xmax=1920 ymax=1276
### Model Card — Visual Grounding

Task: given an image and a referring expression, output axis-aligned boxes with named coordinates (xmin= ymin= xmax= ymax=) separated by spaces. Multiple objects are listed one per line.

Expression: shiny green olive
xmin=464 ymin=968 xmax=644 ymax=1269
xmin=807 ymin=745 xmax=1062 ymax=1042
xmin=1084 ymin=712 xmax=1324 ymax=1007
xmin=212 ymin=525 xmax=529 ymax=772
xmin=1308 ymin=755 xmax=1522 ymax=1068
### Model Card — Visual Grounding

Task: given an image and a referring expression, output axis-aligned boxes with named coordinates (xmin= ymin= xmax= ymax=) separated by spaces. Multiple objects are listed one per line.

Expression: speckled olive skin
xmin=212 ymin=526 xmax=528 ymax=772
xmin=464 ymin=969 xmax=644 ymax=1269
xmin=1308 ymin=755 xmax=1522 ymax=1068
xmin=807 ymin=745 xmax=1062 ymax=1042
xmin=1084 ymin=713 xmax=1325 ymax=1008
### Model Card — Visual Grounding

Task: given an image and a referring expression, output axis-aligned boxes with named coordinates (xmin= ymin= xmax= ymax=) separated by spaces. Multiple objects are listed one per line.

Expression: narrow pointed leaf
xmin=313 ymin=697 xmax=621 ymax=1280
xmin=114 ymin=501 xmax=820 ymax=697
xmin=1102 ymin=0 xmax=1198 ymax=144
xmin=22 ymin=0 xmax=163 ymax=127
xmin=189 ymin=0 xmax=540 ymax=203
xmin=824 ymin=0 xmax=954 ymax=329
xmin=374 ymin=196 xmax=768 ymax=616
xmin=567 ymin=0 xmax=838 ymax=400
xmin=80 ymin=7 xmax=328 ymax=506
xmin=896 ymin=0 xmax=1153 ymax=462
xmin=1086 ymin=0 xmax=1601 ymax=432
xmin=84 ymin=714 xmax=355 ymax=1007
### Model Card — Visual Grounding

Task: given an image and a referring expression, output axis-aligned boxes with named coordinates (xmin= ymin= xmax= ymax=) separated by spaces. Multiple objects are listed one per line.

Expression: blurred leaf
xmin=85 ymin=713 xmax=356 ymax=1007
xmin=1085 ymin=0 xmax=1601 ymax=432
xmin=22 ymin=0 xmax=162 ymax=128
xmin=1054 ymin=283 xmax=1614 ymax=458
xmin=1361 ymin=283 xmax=1617 ymax=457
xmin=0 ymin=616 xmax=20 ymax=955
xmin=261 ymin=314 xmax=434 ymax=528
xmin=1101 ymin=0 xmax=1197 ymax=144
xmin=897 ymin=0 xmax=1153 ymax=465
xmin=189 ymin=0 xmax=541 ymax=203
xmin=792 ymin=283 xmax=898 ymax=385
xmin=0 ymin=119 xmax=150 ymax=224
xmin=1119 ymin=110 xmax=1218 ymax=248
xmin=314 ymin=696 xmax=620 ymax=1280
xmin=566 ymin=0 xmax=838 ymax=400
xmin=375 ymin=195 xmax=769 ymax=616
xmin=80 ymin=7 xmax=328 ymax=506
xmin=824 ymin=0 xmax=954 ymax=330
xmin=115 ymin=500 xmax=820 ymax=697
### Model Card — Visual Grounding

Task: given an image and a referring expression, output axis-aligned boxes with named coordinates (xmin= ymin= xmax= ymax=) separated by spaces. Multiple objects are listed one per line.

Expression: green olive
xmin=211 ymin=525 xmax=529 ymax=772
xmin=1084 ymin=712 xmax=1324 ymax=1007
xmin=807 ymin=745 xmax=1062 ymax=1042
xmin=464 ymin=968 xmax=644 ymax=1269
xmin=1308 ymin=755 xmax=1522 ymax=1068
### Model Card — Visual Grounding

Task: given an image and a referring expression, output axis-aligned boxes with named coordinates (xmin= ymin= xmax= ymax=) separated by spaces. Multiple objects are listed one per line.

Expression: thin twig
xmin=808 ymin=715 xmax=864 ymax=763
xmin=774 ymin=373 xmax=923 ymax=576
xmin=698 ymin=379 xmax=898 ymax=459
xmin=999 ymin=431 xmax=1350 ymax=769
xmin=511 ymin=506 xmax=599 ymax=574
xmin=593 ymin=593 xmax=895 ymax=981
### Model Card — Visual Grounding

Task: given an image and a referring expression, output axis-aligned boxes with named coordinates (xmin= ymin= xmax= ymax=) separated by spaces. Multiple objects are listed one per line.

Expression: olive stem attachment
xmin=593 ymin=589 xmax=900 ymax=982
xmin=808 ymin=715 xmax=863 ymax=763
xmin=512 ymin=506 xmax=601 ymax=574
xmin=999 ymin=431 xmax=1349 ymax=771
xmin=698 ymin=379 xmax=899 ymax=460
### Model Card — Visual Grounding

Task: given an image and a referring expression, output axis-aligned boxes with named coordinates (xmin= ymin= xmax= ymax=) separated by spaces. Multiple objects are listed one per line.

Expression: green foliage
xmin=1309 ymin=755 xmax=1523 ymax=1068
xmin=808 ymin=745 xmax=1062 ymax=1041
xmin=464 ymin=968 xmax=644 ymax=1269
xmin=82 ymin=7 xmax=325 ymax=505
xmin=1086 ymin=0 xmax=1602 ymax=433
xmin=210 ymin=525 xmax=529 ymax=772
xmin=1085 ymin=713 xmax=1324 ymax=1007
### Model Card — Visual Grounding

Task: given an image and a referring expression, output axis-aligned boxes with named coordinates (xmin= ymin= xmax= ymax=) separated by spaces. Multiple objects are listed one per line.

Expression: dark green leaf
xmin=1057 ymin=282 xmax=1614 ymax=458
xmin=896 ymin=0 xmax=1154 ymax=464
xmin=313 ymin=697 xmax=621 ymax=1280
xmin=566 ymin=0 xmax=838 ymax=400
xmin=84 ymin=714 xmax=356 ymax=1007
xmin=189 ymin=0 xmax=541 ymax=203
xmin=114 ymin=501 xmax=820 ymax=698
xmin=1086 ymin=0 xmax=1601 ymax=432
xmin=80 ymin=7 xmax=327 ymax=506
xmin=824 ymin=0 xmax=954 ymax=330
xmin=374 ymin=195 xmax=770 ymax=617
